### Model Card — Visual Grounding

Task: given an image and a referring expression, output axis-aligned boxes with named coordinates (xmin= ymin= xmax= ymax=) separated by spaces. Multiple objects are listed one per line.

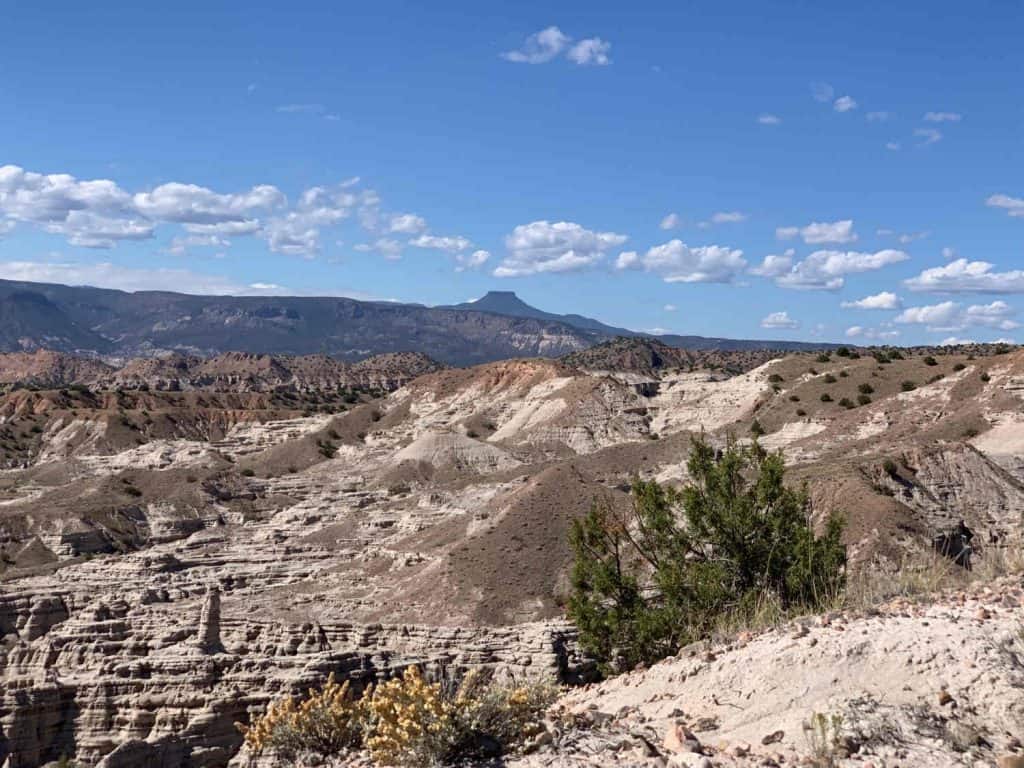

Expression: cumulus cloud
xmin=914 ymin=128 xmax=942 ymax=145
xmin=841 ymin=291 xmax=902 ymax=310
xmin=924 ymin=112 xmax=962 ymax=123
xmin=986 ymin=194 xmax=1024 ymax=218
xmin=776 ymin=219 xmax=857 ymax=244
xmin=133 ymin=182 xmax=284 ymax=225
xmin=617 ymin=239 xmax=747 ymax=283
xmin=409 ymin=234 xmax=474 ymax=253
xmin=758 ymin=114 xmax=782 ymax=125
xmin=761 ymin=311 xmax=799 ymax=329
xmin=845 ymin=325 xmax=900 ymax=340
xmin=660 ymin=212 xmax=681 ymax=230
xmin=388 ymin=213 xmax=428 ymax=234
xmin=455 ymin=249 xmax=490 ymax=272
xmin=566 ymin=38 xmax=611 ymax=66
xmin=710 ymin=211 xmax=746 ymax=224
xmin=895 ymin=300 xmax=1019 ymax=332
xmin=354 ymin=238 xmax=404 ymax=260
xmin=833 ymin=96 xmax=858 ymax=113
xmin=939 ymin=337 xmax=976 ymax=346
xmin=772 ymin=249 xmax=909 ymax=291
xmin=749 ymin=250 xmax=795 ymax=278
xmin=494 ymin=220 xmax=627 ymax=277
xmin=501 ymin=26 xmax=571 ymax=63
xmin=905 ymin=258 xmax=1024 ymax=294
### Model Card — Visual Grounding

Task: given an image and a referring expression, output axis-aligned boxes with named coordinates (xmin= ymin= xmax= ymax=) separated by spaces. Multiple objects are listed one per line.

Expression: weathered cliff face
xmin=0 ymin=582 xmax=589 ymax=768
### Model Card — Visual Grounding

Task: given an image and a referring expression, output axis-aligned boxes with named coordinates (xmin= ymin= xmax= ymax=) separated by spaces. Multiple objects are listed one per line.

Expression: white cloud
xmin=897 ymin=231 xmax=929 ymax=244
xmin=501 ymin=26 xmax=571 ymax=64
xmin=761 ymin=311 xmax=799 ymax=329
xmin=710 ymin=211 xmax=746 ymax=224
xmin=905 ymin=258 xmax=1024 ymax=294
xmin=617 ymin=239 xmax=747 ymax=283
xmin=834 ymin=96 xmax=858 ymax=112
xmin=841 ymin=291 xmax=902 ymax=310
xmin=166 ymin=233 xmax=230 ymax=256
xmin=757 ymin=114 xmax=782 ymax=125
xmin=894 ymin=300 xmax=1019 ymax=332
xmin=663 ymin=303 xmax=677 ymax=312
xmin=455 ymin=249 xmax=490 ymax=272
xmin=924 ymin=112 xmax=962 ymax=123
xmin=939 ymin=337 xmax=976 ymax=346
xmin=48 ymin=212 xmax=155 ymax=249
xmin=185 ymin=220 xmax=261 ymax=236
xmin=914 ymin=128 xmax=942 ymax=145
xmin=776 ymin=219 xmax=857 ymax=244
xmin=772 ymin=249 xmax=909 ymax=291
xmin=566 ymin=38 xmax=611 ymax=66
xmin=986 ymin=193 xmax=1024 ymax=218
xmin=355 ymin=238 xmax=404 ymax=260
xmin=845 ymin=325 xmax=900 ymax=340
xmin=866 ymin=111 xmax=889 ymax=122
xmin=660 ymin=212 xmax=681 ymax=230
xmin=494 ymin=220 xmax=627 ymax=277
xmin=886 ymin=142 xmax=901 ymax=151
xmin=0 ymin=219 xmax=14 ymax=237
xmin=409 ymin=234 xmax=473 ymax=253
xmin=133 ymin=182 xmax=284 ymax=225
xmin=811 ymin=82 xmax=834 ymax=103
xmin=749 ymin=249 xmax=794 ymax=278
xmin=388 ymin=213 xmax=428 ymax=234
xmin=941 ymin=247 xmax=957 ymax=260
xmin=0 ymin=258 xmax=291 ymax=296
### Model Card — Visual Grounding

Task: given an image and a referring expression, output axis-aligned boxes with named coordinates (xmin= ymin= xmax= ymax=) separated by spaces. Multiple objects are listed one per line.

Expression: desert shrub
xmin=366 ymin=667 xmax=556 ymax=766
xmin=241 ymin=468 xmax=255 ymax=477
xmin=238 ymin=668 xmax=555 ymax=766
xmin=568 ymin=436 xmax=846 ymax=672
xmin=838 ymin=370 xmax=848 ymax=378
xmin=835 ymin=347 xmax=850 ymax=357
xmin=789 ymin=395 xmax=800 ymax=402
xmin=953 ymin=363 xmax=966 ymax=372
xmin=873 ymin=351 xmax=890 ymax=364
xmin=768 ymin=373 xmax=784 ymax=383
xmin=888 ymin=349 xmax=904 ymax=360
xmin=923 ymin=355 xmax=938 ymax=366
xmin=882 ymin=458 xmax=898 ymax=476
xmin=816 ymin=353 xmax=831 ymax=363
xmin=858 ymin=383 xmax=874 ymax=394
xmin=900 ymin=380 xmax=917 ymax=391
xmin=856 ymin=394 xmax=871 ymax=406
xmin=820 ymin=393 xmax=832 ymax=402
xmin=796 ymin=409 xmax=807 ymax=416
xmin=318 ymin=440 xmax=338 ymax=459
xmin=238 ymin=673 xmax=365 ymax=759
xmin=980 ymin=372 xmax=990 ymax=383
xmin=961 ymin=427 xmax=978 ymax=439
xmin=803 ymin=711 xmax=844 ymax=768
xmin=838 ymin=397 xmax=854 ymax=409
xmin=823 ymin=373 xmax=837 ymax=384
xmin=749 ymin=419 xmax=765 ymax=437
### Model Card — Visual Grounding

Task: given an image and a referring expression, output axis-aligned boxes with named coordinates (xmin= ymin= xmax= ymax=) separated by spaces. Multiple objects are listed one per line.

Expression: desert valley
xmin=0 ymin=288 xmax=1021 ymax=767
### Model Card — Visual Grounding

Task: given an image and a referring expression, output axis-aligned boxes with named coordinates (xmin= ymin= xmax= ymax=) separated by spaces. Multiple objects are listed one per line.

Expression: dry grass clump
xmin=237 ymin=666 xmax=558 ymax=767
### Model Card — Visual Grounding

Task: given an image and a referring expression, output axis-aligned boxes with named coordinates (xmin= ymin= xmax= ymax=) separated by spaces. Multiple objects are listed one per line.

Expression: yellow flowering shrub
xmin=236 ymin=673 xmax=366 ymax=759
xmin=237 ymin=666 xmax=559 ymax=766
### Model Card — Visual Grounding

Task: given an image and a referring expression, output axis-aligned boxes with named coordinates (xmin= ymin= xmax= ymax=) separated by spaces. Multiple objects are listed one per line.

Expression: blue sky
xmin=1 ymin=0 xmax=1022 ymax=345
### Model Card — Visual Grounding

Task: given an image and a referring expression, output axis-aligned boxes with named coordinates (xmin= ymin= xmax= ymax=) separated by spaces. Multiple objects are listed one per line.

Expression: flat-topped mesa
xmin=196 ymin=584 xmax=224 ymax=655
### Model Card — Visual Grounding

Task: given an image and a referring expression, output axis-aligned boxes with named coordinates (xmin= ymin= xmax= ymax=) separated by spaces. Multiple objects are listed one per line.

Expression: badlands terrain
xmin=0 ymin=339 xmax=1022 ymax=767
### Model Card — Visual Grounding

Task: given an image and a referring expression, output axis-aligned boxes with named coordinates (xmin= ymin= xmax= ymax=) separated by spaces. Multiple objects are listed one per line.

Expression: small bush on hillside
xmin=820 ymin=393 xmax=833 ymax=402
xmin=796 ymin=409 xmax=807 ymax=416
xmin=839 ymin=370 xmax=848 ymax=378
xmin=816 ymin=354 xmax=831 ymax=363
xmin=856 ymin=394 xmax=871 ymax=406
xmin=768 ymin=373 xmax=784 ymax=383
xmin=923 ymin=355 xmax=938 ymax=366
xmin=838 ymin=397 xmax=855 ymax=409
xmin=789 ymin=395 xmax=800 ymax=402
xmin=953 ymin=363 xmax=966 ymax=372
xmin=823 ymin=374 xmax=837 ymax=384
xmin=239 ymin=668 xmax=556 ymax=766
xmin=835 ymin=347 xmax=851 ymax=358
xmin=882 ymin=458 xmax=898 ymax=476
xmin=858 ymin=383 xmax=874 ymax=395
xmin=749 ymin=419 xmax=765 ymax=437
xmin=888 ymin=349 xmax=904 ymax=360
xmin=241 ymin=468 xmax=255 ymax=477
xmin=980 ymin=372 xmax=991 ymax=383
xmin=568 ymin=436 xmax=846 ymax=672
xmin=900 ymin=380 xmax=917 ymax=392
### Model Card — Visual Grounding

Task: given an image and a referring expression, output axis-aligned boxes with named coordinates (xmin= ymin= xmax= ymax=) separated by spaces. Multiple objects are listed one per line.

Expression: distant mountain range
xmin=0 ymin=279 xmax=833 ymax=365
